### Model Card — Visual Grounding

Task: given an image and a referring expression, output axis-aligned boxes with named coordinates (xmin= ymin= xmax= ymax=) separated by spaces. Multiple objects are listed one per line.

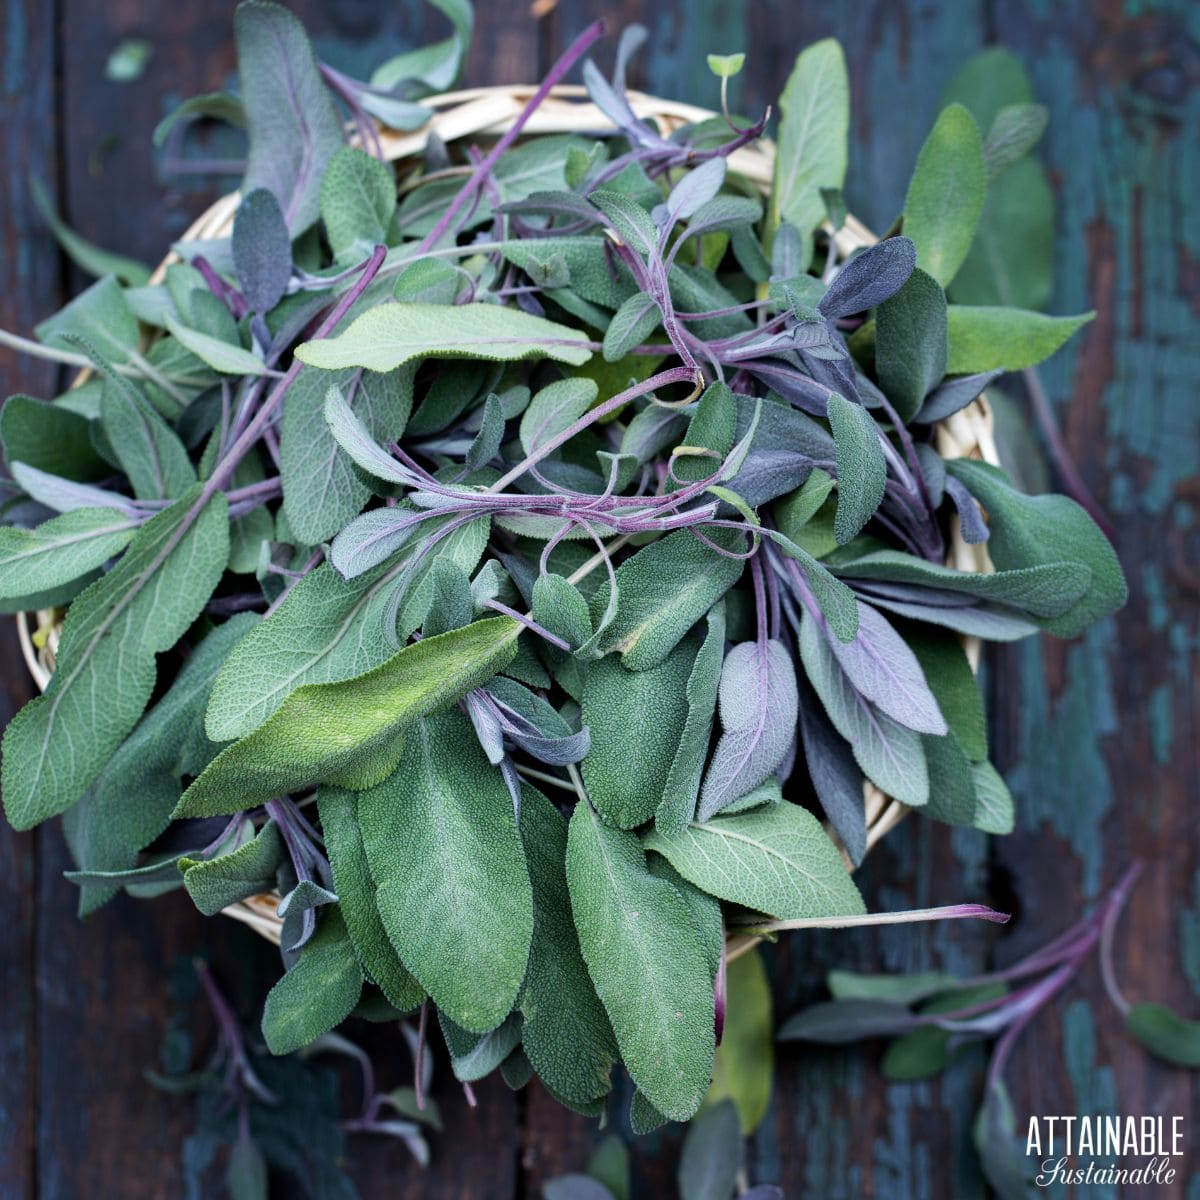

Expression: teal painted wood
xmin=985 ymin=3 xmax=1200 ymax=1196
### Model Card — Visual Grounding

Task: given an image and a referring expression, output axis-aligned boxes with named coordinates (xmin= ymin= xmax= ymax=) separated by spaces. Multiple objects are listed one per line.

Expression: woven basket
xmin=17 ymin=84 xmax=998 ymax=949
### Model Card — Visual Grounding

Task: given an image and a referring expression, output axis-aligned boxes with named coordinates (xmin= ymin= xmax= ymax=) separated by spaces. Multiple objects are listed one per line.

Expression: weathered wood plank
xmin=985 ymin=0 xmax=1200 ymax=1192
xmin=0 ymin=1 xmax=60 ymax=1196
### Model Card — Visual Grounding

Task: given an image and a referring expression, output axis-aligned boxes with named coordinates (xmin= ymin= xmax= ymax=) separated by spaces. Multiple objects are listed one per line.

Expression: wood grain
xmin=0 ymin=2 xmax=59 ymax=1197
xmin=0 ymin=1 xmax=1194 ymax=1197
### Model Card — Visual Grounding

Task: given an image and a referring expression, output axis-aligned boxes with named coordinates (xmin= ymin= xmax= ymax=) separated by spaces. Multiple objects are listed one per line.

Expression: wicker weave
xmin=17 ymin=84 xmax=998 ymax=946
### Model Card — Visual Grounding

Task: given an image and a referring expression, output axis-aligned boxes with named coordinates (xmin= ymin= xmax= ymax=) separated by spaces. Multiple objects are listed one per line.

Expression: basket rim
xmin=15 ymin=81 xmax=998 ymax=951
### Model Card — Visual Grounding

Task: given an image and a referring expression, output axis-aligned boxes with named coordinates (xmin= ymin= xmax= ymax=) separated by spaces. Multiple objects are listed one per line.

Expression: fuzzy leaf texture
xmin=644 ymin=802 xmax=864 ymax=921
xmin=771 ymin=39 xmax=849 ymax=244
xmin=177 ymin=617 xmax=519 ymax=816
xmin=3 ymin=490 xmax=228 ymax=829
xmin=294 ymin=303 xmax=592 ymax=373
xmin=567 ymin=802 xmax=715 ymax=1122
xmin=235 ymin=0 xmax=344 ymax=234
xmin=357 ymin=708 xmax=533 ymax=1033
xmin=697 ymin=639 xmax=798 ymax=820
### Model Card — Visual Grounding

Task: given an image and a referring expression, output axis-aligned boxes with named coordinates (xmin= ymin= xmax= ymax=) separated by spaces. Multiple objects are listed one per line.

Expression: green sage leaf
xmin=261 ymin=908 xmax=364 ymax=1054
xmin=295 ymin=303 xmax=592 ymax=373
xmin=2 ymin=488 xmax=229 ymax=829
xmin=902 ymin=103 xmax=986 ymax=287
xmin=567 ymin=801 xmax=715 ymax=1122
xmin=644 ymin=802 xmax=864 ymax=920
xmin=358 ymin=708 xmax=533 ymax=1033
xmin=178 ymin=617 xmax=520 ymax=817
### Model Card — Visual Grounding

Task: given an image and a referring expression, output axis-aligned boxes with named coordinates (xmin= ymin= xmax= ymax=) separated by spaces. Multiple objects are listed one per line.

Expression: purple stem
xmin=202 ymin=244 xmax=388 ymax=503
xmin=482 ymin=598 xmax=572 ymax=651
xmin=418 ymin=21 xmax=606 ymax=253
xmin=487 ymin=365 xmax=698 ymax=493
xmin=1023 ymin=366 xmax=1117 ymax=542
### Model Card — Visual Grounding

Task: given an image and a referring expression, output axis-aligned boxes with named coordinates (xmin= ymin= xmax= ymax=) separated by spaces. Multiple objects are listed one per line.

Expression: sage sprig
xmin=0 ymin=1 xmax=1124 ymax=1131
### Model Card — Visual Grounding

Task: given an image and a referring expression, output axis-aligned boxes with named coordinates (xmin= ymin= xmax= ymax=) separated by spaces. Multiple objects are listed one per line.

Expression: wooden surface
xmin=0 ymin=1 xmax=1195 ymax=1196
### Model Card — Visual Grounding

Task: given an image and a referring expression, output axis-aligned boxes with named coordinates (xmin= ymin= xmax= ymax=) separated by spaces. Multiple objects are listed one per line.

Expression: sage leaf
xmin=678 ymin=1099 xmax=741 ymax=1200
xmin=945 ymin=306 xmax=1093 ymax=373
xmin=951 ymin=158 xmax=1054 ymax=311
xmin=206 ymin=518 xmax=487 ymax=740
xmin=946 ymin=458 xmax=1126 ymax=635
xmin=358 ymin=709 xmax=533 ymax=1033
xmin=232 ymin=188 xmax=292 ymax=313
xmin=826 ymin=602 xmax=947 ymax=735
xmin=982 ymin=103 xmax=1049 ymax=180
xmin=921 ymin=733 xmax=978 ymax=826
xmin=818 ymin=237 xmax=916 ymax=319
xmin=545 ymin=1179 xmax=614 ymax=1200
xmin=226 ymin=1136 xmax=268 ymax=1200
xmin=235 ymin=0 xmax=344 ymax=234
xmin=440 ymin=1012 xmax=523 ymax=1083
xmin=796 ymin=680 xmax=866 ymax=866
xmin=532 ymin=572 xmax=592 ymax=650
xmin=875 ymin=267 xmax=948 ymax=422
xmin=317 ymin=790 xmax=424 ymax=1012
xmin=657 ymin=603 xmax=726 ymax=836
xmin=181 ymin=822 xmax=284 ymax=916
xmin=1126 ymin=1002 xmax=1200 ymax=1068
xmin=95 ymin=358 xmax=196 ymax=499
xmin=0 ymin=508 xmax=139 ymax=598
xmin=777 ymin=998 xmax=919 ymax=1043
xmin=705 ymin=947 xmax=774 ymax=1135
xmin=36 ymin=276 xmax=139 ymax=365
xmin=261 ymin=908 xmax=364 ymax=1055
xmin=594 ymin=529 xmax=743 ymax=669
xmin=973 ymin=1080 xmax=1030 ymax=1200
xmin=831 ymin=548 xmax=1091 ymax=620
xmin=907 ymin=626 xmax=986 ymax=761
xmin=602 ymin=292 xmax=662 ymax=362
xmin=294 ymin=303 xmax=592 ymax=373
xmin=827 ymin=969 xmax=960 ymax=1005
xmin=902 ymin=103 xmax=986 ymax=287
xmin=567 ymin=801 xmax=715 ymax=1122
xmin=697 ymin=639 xmax=798 ymax=821
xmin=2 ymin=488 xmax=229 ymax=829
xmin=519 ymin=378 xmax=597 ymax=457
xmin=585 ymin=1137 xmax=630 ymax=1200
xmin=178 ymin=617 xmax=519 ymax=817
xmin=30 ymin=177 xmax=151 ymax=286
xmin=320 ymin=146 xmax=397 ymax=262
xmin=827 ymin=393 xmax=886 ymax=544
xmin=629 ymin=1089 xmax=670 ymax=1135
xmin=798 ymin=608 xmax=929 ymax=806
xmin=914 ymin=369 xmax=1001 ymax=424
xmin=281 ymin=365 xmax=414 ymax=545
xmin=164 ymin=314 xmax=269 ymax=377
xmin=644 ymin=802 xmax=864 ymax=921
xmin=63 ymin=613 xmax=256 ymax=915
xmin=581 ymin=637 xmax=696 ymax=829
xmin=0 ymin=393 xmax=108 ymax=482
xmin=518 ymin=786 xmax=617 ymax=1105
xmin=972 ymin=760 xmax=1014 ymax=834
xmin=771 ymin=39 xmax=849 ymax=243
